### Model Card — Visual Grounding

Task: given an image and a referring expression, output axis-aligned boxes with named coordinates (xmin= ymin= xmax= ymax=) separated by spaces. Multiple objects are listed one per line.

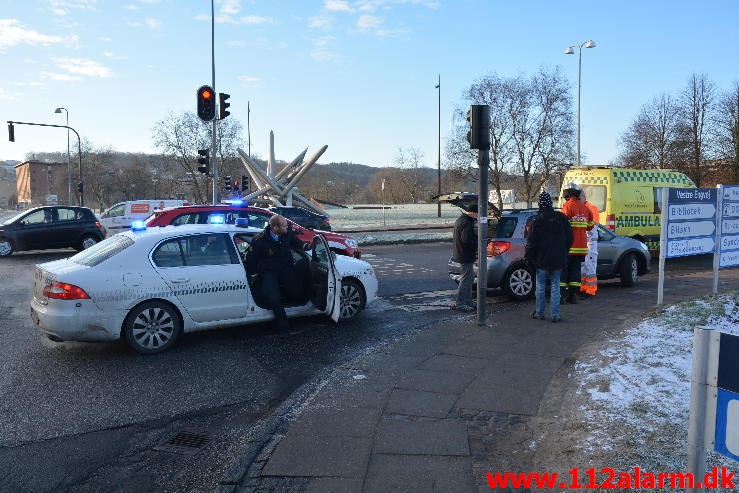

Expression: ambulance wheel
xmin=123 ymin=301 xmax=182 ymax=354
xmin=619 ymin=253 xmax=639 ymax=287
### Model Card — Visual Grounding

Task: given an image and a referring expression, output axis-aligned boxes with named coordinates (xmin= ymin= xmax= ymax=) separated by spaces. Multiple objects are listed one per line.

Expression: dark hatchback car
xmin=269 ymin=206 xmax=331 ymax=231
xmin=0 ymin=206 xmax=106 ymax=257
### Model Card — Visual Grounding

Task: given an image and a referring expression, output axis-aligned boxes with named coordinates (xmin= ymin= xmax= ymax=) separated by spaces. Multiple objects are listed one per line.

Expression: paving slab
xmin=374 ymin=418 xmax=469 ymax=456
xmin=287 ymin=406 xmax=382 ymax=438
xmin=363 ymin=454 xmax=473 ymax=493
xmin=456 ymin=352 xmax=565 ymax=415
xmin=385 ymin=389 xmax=458 ymax=418
xmin=396 ymin=368 xmax=475 ymax=395
xmin=417 ymin=353 xmax=490 ymax=375
xmin=261 ymin=435 xmax=372 ymax=477
xmin=304 ymin=477 xmax=364 ymax=493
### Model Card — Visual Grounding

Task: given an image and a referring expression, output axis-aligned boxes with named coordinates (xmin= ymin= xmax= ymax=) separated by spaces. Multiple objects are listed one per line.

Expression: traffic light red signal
xmin=197 ymin=85 xmax=216 ymax=121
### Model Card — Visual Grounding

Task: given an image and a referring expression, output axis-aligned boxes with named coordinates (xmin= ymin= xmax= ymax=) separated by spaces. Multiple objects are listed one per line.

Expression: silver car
xmin=447 ymin=207 xmax=651 ymax=301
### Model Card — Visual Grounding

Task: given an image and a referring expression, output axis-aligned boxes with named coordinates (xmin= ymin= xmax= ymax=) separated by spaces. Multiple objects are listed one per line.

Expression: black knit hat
xmin=538 ymin=191 xmax=553 ymax=209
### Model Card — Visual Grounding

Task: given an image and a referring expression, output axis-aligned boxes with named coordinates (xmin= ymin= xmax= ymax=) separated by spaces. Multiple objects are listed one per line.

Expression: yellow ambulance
xmin=558 ymin=167 xmax=696 ymax=251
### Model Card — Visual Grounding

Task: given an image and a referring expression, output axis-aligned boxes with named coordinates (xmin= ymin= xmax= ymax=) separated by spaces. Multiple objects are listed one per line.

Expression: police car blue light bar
xmin=208 ymin=214 xmax=226 ymax=224
xmin=224 ymin=199 xmax=245 ymax=206
xmin=130 ymin=220 xmax=146 ymax=231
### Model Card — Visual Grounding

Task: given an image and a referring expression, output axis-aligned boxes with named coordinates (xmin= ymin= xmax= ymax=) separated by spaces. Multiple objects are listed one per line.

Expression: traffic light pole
xmin=210 ymin=0 xmax=218 ymax=205
xmin=7 ymin=120 xmax=84 ymax=206
xmin=477 ymin=146 xmax=489 ymax=326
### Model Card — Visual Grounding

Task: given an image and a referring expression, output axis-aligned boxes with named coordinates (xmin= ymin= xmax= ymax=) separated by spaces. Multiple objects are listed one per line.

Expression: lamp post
xmin=564 ymin=39 xmax=596 ymax=168
xmin=152 ymin=178 xmax=159 ymax=198
xmin=435 ymin=74 xmax=441 ymax=218
xmin=54 ymin=107 xmax=71 ymax=204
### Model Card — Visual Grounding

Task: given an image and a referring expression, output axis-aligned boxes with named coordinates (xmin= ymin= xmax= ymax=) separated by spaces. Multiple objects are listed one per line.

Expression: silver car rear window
xmin=70 ymin=235 xmax=135 ymax=267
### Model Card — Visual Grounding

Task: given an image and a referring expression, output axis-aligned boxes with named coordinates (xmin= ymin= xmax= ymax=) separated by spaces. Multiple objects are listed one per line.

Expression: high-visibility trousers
xmin=580 ymin=247 xmax=598 ymax=295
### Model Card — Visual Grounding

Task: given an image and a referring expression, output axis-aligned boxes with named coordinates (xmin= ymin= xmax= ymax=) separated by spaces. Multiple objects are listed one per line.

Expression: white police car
xmin=31 ymin=221 xmax=378 ymax=354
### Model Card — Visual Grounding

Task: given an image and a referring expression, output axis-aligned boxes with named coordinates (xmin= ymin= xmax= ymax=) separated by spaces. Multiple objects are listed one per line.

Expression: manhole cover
xmin=154 ymin=430 xmax=213 ymax=455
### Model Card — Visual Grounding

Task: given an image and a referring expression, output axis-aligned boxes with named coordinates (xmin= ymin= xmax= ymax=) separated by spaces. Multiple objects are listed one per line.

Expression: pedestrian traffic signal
xmin=219 ymin=93 xmax=231 ymax=120
xmin=76 ymin=182 xmax=83 ymax=194
xmin=466 ymin=105 xmax=491 ymax=150
xmin=197 ymin=85 xmax=216 ymax=121
xmin=197 ymin=149 xmax=210 ymax=174
xmin=241 ymin=175 xmax=249 ymax=192
xmin=224 ymin=175 xmax=232 ymax=193
xmin=7 ymin=123 xmax=14 ymax=142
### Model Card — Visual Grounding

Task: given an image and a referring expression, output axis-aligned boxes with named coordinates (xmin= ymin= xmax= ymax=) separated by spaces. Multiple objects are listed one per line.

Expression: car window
xmin=171 ymin=213 xmax=203 ymax=226
xmin=233 ymin=233 xmax=257 ymax=255
xmin=57 ymin=208 xmax=84 ymax=221
xmin=597 ymin=225 xmax=615 ymax=241
xmin=241 ymin=212 xmax=269 ymax=229
xmin=71 ymin=236 xmax=134 ymax=266
xmin=154 ymin=233 xmax=239 ymax=268
xmin=22 ymin=210 xmax=51 ymax=225
xmin=581 ymin=185 xmax=606 ymax=213
xmin=523 ymin=215 xmax=536 ymax=239
xmin=107 ymin=204 xmax=125 ymax=217
xmin=494 ymin=217 xmax=518 ymax=238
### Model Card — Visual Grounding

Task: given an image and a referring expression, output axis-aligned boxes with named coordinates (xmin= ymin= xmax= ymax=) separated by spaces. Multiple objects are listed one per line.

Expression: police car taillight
xmin=606 ymin=214 xmax=616 ymax=231
xmin=43 ymin=282 xmax=91 ymax=300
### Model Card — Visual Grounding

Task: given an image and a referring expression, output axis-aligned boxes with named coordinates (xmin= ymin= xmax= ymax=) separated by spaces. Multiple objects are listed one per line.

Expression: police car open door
xmin=310 ymin=234 xmax=341 ymax=322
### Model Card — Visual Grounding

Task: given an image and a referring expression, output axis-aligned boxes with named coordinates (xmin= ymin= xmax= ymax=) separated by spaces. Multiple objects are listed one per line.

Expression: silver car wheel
xmin=630 ymin=257 xmax=638 ymax=282
xmin=81 ymin=236 xmax=98 ymax=249
xmin=0 ymin=240 xmax=12 ymax=257
xmin=131 ymin=307 xmax=176 ymax=351
xmin=509 ymin=268 xmax=533 ymax=296
xmin=339 ymin=280 xmax=364 ymax=321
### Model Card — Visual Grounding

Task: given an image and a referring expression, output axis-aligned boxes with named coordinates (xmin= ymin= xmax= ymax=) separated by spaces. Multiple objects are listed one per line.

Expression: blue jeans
xmin=535 ymin=268 xmax=562 ymax=318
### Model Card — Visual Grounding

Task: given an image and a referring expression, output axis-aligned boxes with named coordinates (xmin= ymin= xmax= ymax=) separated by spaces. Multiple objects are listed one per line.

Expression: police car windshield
xmin=70 ymin=235 xmax=135 ymax=266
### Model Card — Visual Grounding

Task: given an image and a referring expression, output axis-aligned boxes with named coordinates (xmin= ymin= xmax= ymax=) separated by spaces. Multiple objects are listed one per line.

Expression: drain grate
xmin=154 ymin=430 xmax=213 ymax=455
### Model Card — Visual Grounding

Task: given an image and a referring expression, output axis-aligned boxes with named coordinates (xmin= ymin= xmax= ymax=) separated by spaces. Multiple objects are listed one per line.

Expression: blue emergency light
xmin=130 ymin=221 xmax=147 ymax=232
xmin=208 ymin=214 xmax=226 ymax=224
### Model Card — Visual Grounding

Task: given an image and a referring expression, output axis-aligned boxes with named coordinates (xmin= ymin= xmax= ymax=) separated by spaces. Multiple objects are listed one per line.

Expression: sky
xmin=1 ymin=0 xmax=738 ymax=169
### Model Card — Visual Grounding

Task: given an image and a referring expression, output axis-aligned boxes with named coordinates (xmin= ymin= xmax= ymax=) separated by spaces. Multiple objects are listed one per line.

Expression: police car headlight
xmin=344 ymin=239 xmax=358 ymax=248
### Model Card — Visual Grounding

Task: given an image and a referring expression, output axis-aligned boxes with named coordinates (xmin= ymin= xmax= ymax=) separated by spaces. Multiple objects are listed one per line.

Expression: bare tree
xmin=393 ymin=147 xmax=430 ymax=203
xmin=446 ymin=68 xmax=573 ymax=209
xmin=617 ymin=94 xmax=682 ymax=168
xmin=679 ymin=74 xmax=716 ymax=186
xmin=715 ymin=82 xmax=739 ymax=183
xmin=152 ymin=112 xmax=244 ymax=204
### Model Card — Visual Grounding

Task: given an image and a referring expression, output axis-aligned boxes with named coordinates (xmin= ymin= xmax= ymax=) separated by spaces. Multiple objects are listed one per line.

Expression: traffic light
xmin=219 ymin=93 xmax=231 ymax=120
xmin=197 ymin=85 xmax=216 ymax=121
xmin=7 ymin=123 xmax=14 ymax=142
xmin=241 ymin=175 xmax=249 ymax=192
xmin=224 ymin=175 xmax=232 ymax=193
xmin=197 ymin=149 xmax=210 ymax=174
xmin=76 ymin=182 xmax=83 ymax=194
xmin=466 ymin=105 xmax=491 ymax=150
xmin=233 ymin=179 xmax=240 ymax=191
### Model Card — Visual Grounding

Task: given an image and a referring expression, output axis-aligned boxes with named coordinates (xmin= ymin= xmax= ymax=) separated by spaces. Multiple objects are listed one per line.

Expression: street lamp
xmin=564 ymin=39 xmax=596 ymax=168
xmin=54 ymin=107 xmax=71 ymax=204
xmin=435 ymin=74 xmax=441 ymax=218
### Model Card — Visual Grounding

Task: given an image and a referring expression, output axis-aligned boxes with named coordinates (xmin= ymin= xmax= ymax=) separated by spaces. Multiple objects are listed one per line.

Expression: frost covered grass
xmin=327 ymin=203 xmax=460 ymax=227
xmin=572 ymin=292 xmax=739 ymax=483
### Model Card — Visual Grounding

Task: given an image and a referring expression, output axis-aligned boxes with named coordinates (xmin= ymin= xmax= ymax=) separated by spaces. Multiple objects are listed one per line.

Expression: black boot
xmin=566 ymin=287 xmax=578 ymax=304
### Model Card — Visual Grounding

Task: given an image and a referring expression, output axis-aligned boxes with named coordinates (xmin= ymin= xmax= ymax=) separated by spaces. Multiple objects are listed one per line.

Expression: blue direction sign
xmin=666 ymin=188 xmax=718 ymax=258
xmin=715 ymin=332 xmax=739 ymax=461
xmin=720 ymin=186 xmax=739 ymax=268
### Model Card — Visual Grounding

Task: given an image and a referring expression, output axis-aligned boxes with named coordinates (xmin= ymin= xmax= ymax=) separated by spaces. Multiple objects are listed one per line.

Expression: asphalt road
xmin=0 ymin=242 xmax=714 ymax=492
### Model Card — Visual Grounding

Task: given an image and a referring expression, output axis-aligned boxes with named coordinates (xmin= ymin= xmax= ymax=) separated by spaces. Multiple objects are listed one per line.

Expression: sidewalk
xmin=219 ymin=267 xmax=739 ymax=493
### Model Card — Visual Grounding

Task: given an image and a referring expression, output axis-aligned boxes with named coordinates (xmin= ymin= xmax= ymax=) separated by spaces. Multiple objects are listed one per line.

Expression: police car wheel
xmin=503 ymin=263 xmax=534 ymax=301
xmin=339 ymin=279 xmax=365 ymax=321
xmin=619 ymin=253 xmax=639 ymax=287
xmin=0 ymin=239 xmax=13 ymax=257
xmin=123 ymin=301 xmax=182 ymax=354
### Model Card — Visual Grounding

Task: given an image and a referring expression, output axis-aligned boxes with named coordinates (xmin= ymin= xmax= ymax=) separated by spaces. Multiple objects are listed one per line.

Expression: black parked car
xmin=0 ymin=206 xmax=106 ymax=257
xmin=268 ymin=206 xmax=331 ymax=231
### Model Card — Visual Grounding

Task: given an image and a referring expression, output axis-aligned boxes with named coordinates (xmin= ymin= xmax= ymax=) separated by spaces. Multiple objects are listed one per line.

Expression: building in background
xmin=14 ymin=160 xmax=68 ymax=208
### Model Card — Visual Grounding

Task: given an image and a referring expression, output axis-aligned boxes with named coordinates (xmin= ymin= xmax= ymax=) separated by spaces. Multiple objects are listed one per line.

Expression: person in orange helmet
xmin=560 ymin=184 xmax=594 ymax=304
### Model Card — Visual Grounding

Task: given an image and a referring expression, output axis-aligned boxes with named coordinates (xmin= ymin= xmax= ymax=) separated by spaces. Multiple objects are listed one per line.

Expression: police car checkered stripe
xmin=91 ymin=280 xmax=249 ymax=303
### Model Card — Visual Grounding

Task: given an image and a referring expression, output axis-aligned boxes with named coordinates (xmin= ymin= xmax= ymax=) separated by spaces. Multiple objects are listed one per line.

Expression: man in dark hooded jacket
xmin=452 ymin=203 xmax=478 ymax=311
xmin=525 ymin=191 xmax=573 ymax=322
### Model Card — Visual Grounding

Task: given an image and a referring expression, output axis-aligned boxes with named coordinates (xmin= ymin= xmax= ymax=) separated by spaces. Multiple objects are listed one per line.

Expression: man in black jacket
xmin=525 ymin=191 xmax=573 ymax=322
xmin=452 ymin=204 xmax=478 ymax=311
xmin=244 ymin=215 xmax=305 ymax=333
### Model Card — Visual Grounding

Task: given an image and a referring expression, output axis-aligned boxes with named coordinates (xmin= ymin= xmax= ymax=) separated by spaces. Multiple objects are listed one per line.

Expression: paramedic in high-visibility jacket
xmin=579 ymin=191 xmax=600 ymax=298
xmin=560 ymin=184 xmax=594 ymax=304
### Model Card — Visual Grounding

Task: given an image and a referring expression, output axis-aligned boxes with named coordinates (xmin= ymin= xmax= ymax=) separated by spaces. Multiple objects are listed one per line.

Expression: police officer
xmin=244 ymin=214 xmax=305 ymax=333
